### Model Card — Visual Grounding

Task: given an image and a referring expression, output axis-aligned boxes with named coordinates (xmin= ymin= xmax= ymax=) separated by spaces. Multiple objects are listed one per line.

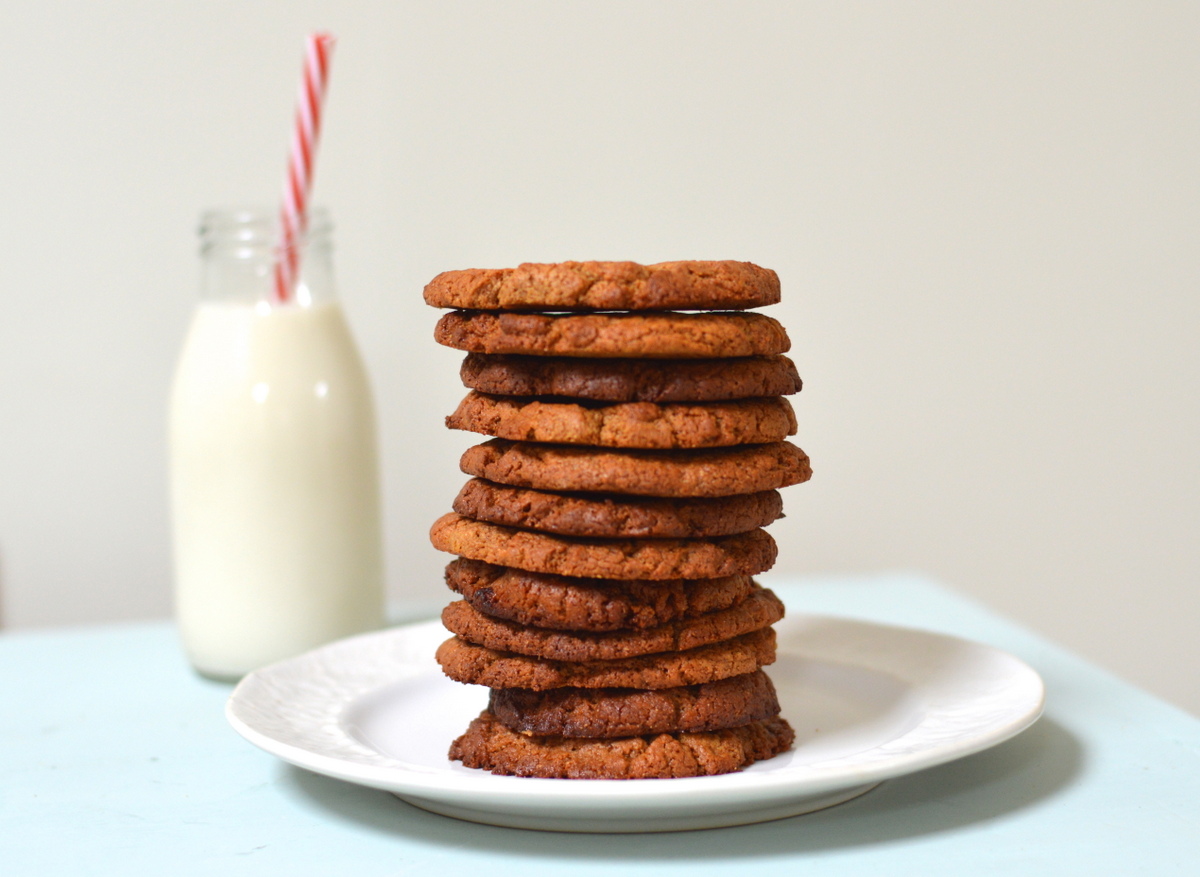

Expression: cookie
xmin=460 ymin=353 xmax=802 ymax=402
xmin=445 ymin=559 xmax=757 ymax=631
xmin=434 ymin=311 xmax=790 ymax=359
xmin=489 ymin=670 xmax=781 ymax=738
xmin=452 ymin=479 xmax=783 ymax=539
xmin=441 ymin=586 xmax=783 ymax=661
xmin=449 ymin=711 xmax=795 ymax=778
xmin=446 ymin=392 xmax=796 ymax=449
xmin=460 ymin=439 xmax=812 ymax=498
xmin=435 ymin=627 xmax=777 ymax=690
xmin=423 ymin=261 xmax=780 ymax=312
xmin=430 ymin=513 xmax=777 ymax=580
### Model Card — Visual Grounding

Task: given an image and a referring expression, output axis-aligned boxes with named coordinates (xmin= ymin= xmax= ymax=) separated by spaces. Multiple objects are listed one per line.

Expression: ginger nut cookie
xmin=460 ymin=353 xmax=802 ymax=402
xmin=430 ymin=513 xmax=777 ymax=580
xmin=449 ymin=711 xmax=795 ymax=778
xmin=460 ymin=439 xmax=812 ymax=498
xmin=445 ymin=559 xmax=757 ymax=631
xmin=423 ymin=260 xmax=780 ymax=312
xmin=433 ymin=310 xmax=790 ymax=359
xmin=435 ymin=627 xmax=777 ymax=691
xmin=440 ymin=586 xmax=784 ymax=661
xmin=489 ymin=670 xmax=781 ymax=738
xmin=452 ymin=479 xmax=784 ymax=539
xmin=446 ymin=392 xmax=796 ymax=449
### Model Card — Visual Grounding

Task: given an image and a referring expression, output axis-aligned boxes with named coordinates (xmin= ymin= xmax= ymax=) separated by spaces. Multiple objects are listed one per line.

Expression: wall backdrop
xmin=1 ymin=1 xmax=1196 ymax=713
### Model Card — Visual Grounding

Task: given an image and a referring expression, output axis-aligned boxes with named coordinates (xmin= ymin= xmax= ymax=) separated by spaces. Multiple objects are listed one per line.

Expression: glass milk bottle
xmin=169 ymin=208 xmax=384 ymax=679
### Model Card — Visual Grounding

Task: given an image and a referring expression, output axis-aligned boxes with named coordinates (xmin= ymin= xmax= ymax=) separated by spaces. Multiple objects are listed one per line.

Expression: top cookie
xmin=424 ymin=261 xmax=780 ymax=311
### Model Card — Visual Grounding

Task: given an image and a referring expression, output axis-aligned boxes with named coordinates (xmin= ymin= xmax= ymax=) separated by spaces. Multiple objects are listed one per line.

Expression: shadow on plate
xmin=280 ymin=714 xmax=1083 ymax=856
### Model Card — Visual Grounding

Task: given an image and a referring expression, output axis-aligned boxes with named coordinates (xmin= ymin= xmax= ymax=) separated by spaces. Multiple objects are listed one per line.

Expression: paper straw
xmin=272 ymin=32 xmax=335 ymax=304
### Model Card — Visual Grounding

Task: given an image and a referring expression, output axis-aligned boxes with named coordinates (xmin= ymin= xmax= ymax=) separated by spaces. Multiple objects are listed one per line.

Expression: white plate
xmin=227 ymin=614 xmax=1044 ymax=833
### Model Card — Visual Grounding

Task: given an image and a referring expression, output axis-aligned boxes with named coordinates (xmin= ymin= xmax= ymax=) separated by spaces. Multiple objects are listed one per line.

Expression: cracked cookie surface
xmin=449 ymin=710 xmax=795 ymax=778
xmin=459 ymin=353 xmax=802 ymax=402
xmin=447 ymin=392 xmax=796 ymax=449
xmin=435 ymin=627 xmax=777 ymax=690
xmin=430 ymin=513 xmax=777 ymax=580
xmin=445 ymin=559 xmax=757 ymax=631
xmin=424 ymin=260 xmax=780 ymax=311
xmin=460 ymin=439 xmax=812 ymax=497
xmin=452 ymin=479 xmax=783 ymax=538
xmin=441 ymin=586 xmax=783 ymax=661
xmin=489 ymin=670 xmax=781 ymax=738
xmin=434 ymin=310 xmax=790 ymax=359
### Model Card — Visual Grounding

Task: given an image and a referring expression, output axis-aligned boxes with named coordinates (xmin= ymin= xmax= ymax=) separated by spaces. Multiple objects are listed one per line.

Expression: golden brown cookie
xmin=460 ymin=353 xmax=802 ymax=402
xmin=430 ymin=513 xmax=777 ymax=580
xmin=441 ymin=586 xmax=783 ymax=661
xmin=452 ymin=479 xmax=783 ymax=539
xmin=449 ymin=711 xmax=795 ymax=778
xmin=460 ymin=439 xmax=812 ymax=498
xmin=489 ymin=671 xmax=781 ymax=738
xmin=435 ymin=627 xmax=777 ymax=690
xmin=445 ymin=559 xmax=757 ymax=631
xmin=446 ymin=392 xmax=796 ymax=449
xmin=423 ymin=261 xmax=780 ymax=312
xmin=434 ymin=311 xmax=790 ymax=359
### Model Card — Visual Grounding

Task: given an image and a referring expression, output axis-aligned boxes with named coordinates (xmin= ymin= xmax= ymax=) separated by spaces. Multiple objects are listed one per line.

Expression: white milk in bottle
xmin=169 ymin=208 xmax=384 ymax=679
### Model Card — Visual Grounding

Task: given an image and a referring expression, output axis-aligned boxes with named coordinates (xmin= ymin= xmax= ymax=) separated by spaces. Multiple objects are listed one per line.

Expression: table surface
xmin=2 ymin=574 xmax=1198 ymax=876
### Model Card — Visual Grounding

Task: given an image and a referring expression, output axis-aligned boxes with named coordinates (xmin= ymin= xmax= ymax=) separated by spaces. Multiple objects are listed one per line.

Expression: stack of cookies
xmin=424 ymin=260 xmax=812 ymax=779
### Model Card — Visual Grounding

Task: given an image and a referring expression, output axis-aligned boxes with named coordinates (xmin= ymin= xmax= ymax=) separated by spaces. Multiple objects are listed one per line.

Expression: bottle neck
xmin=198 ymin=208 xmax=336 ymax=307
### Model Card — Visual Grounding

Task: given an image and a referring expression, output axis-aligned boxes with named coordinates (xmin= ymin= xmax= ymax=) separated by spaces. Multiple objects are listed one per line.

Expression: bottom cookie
xmin=449 ymin=710 xmax=795 ymax=779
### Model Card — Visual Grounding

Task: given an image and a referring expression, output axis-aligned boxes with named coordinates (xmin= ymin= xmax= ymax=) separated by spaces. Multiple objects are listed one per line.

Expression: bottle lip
xmin=198 ymin=206 xmax=332 ymax=249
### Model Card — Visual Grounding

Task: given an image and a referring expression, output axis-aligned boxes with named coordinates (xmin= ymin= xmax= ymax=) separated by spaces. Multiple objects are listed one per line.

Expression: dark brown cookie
xmin=449 ymin=711 xmax=795 ymax=778
xmin=460 ymin=353 xmax=803 ymax=402
xmin=460 ymin=439 xmax=812 ymax=498
xmin=452 ymin=479 xmax=783 ymax=539
xmin=489 ymin=671 xmax=781 ymax=738
xmin=441 ymin=586 xmax=783 ymax=661
xmin=446 ymin=392 xmax=796 ymax=449
xmin=434 ymin=311 xmax=790 ymax=359
xmin=430 ymin=513 xmax=777 ymax=580
xmin=424 ymin=261 xmax=780 ymax=311
xmin=435 ymin=627 xmax=777 ymax=690
xmin=445 ymin=559 xmax=757 ymax=631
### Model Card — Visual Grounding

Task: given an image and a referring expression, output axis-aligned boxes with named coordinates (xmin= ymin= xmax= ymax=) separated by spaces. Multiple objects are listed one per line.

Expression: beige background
xmin=0 ymin=2 xmax=1196 ymax=714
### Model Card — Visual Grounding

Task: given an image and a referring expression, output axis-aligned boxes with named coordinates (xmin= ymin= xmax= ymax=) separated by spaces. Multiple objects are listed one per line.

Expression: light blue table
xmin=2 ymin=575 xmax=1197 ymax=875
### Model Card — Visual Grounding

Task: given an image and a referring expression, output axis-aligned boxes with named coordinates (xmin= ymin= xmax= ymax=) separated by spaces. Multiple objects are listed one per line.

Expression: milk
xmin=169 ymin=299 xmax=384 ymax=678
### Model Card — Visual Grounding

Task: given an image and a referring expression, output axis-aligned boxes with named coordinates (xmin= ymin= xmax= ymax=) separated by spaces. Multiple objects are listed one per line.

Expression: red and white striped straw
xmin=272 ymin=32 xmax=335 ymax=304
